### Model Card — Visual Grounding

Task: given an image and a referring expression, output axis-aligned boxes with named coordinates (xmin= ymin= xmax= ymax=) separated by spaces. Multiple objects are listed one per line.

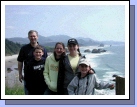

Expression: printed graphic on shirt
xmin=33 ymin=64 xmax=44 ymax=70
xmin=50 ymin=64 xmax=58 ymax=71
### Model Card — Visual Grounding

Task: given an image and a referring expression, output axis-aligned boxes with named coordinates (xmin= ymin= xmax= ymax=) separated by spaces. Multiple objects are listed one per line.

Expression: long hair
xmin=77 ymin=47 xmax=81 ymax=56
xmin=53 ymin=42 xmax=66 ymax=59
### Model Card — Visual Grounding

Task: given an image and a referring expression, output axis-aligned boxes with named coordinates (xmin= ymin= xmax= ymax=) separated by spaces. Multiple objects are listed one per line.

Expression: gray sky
xmin=4 ymin=1 xmax=127 ymax=42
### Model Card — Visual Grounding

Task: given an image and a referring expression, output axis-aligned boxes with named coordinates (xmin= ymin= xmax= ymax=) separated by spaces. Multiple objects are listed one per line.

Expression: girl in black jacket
xmin=57 ymin=38 xmax=95 ymax=95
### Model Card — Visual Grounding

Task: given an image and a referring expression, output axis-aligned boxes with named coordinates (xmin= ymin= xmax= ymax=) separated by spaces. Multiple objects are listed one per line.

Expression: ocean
xmin=80 ymin=44 xmax=125 ymax=95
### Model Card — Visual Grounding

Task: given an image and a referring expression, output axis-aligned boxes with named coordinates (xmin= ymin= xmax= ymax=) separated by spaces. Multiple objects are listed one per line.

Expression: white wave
xmin=102 ymin=71 xmax=124 ymax=82
xmin=84 ymin=54 xmax=99 ymax=68
xmin=85 ymin=53 xmax=99 ymax=59
xmin=94 ymin=89 xmax=115 ymax=95
xmin=5 ymin=54 xmax=18 ymax=61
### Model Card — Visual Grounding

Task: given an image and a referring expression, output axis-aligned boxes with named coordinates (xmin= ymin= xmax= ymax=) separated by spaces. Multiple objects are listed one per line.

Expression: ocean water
xmin=80 ymin=44 xmax=125 ymax=95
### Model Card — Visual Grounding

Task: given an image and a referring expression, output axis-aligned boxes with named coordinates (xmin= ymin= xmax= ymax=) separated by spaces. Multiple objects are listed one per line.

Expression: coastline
xmin=5 ymin=54 xmax=22 ymax=88
xmin=5 ymin=54 xmax=18 ymax=61
xmin=5 ymin=53 xmax=52 ymax=88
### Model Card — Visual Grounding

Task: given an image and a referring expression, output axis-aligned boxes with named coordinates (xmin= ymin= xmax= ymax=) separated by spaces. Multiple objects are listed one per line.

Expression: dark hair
xmin=77 ymin=48 xmax=81 ymax=56
xmin=54 ymin=42 xmax=66 ymax=58
xmin=28 ymin=30 xmax=38 ymax=37
xmin=34 ymin=45 xmax=44 ymax=52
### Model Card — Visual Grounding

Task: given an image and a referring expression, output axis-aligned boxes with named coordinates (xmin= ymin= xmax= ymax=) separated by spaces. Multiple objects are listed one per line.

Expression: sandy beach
xmin=5 ymin=54 xmax=23 ymax=88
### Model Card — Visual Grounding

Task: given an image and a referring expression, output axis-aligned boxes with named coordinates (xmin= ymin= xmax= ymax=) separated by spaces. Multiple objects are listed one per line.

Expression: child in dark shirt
xmin=25 ymin=45 xmax=47 ymax=95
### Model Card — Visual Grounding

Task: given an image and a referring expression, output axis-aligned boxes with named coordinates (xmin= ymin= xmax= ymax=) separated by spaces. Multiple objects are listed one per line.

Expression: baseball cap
xmin=78 ymin=58 xmax=90 ymax=66
xmin=67 ymin=38 xmax=78 ymax=45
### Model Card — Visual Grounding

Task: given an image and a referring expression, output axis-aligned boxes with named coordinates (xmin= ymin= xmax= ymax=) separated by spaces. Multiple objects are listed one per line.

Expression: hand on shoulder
xmin=88 ymin=68 xmax=95 ymax=74
xmin=88 ymin=69 xmax=94 ymax=74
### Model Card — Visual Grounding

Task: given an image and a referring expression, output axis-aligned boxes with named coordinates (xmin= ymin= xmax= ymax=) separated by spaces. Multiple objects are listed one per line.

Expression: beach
xmin=5 ymin=54 xmax=23 ymax=88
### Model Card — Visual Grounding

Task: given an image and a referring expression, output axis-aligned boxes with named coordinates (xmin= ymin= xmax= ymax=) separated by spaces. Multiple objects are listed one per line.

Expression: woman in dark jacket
xmin=57 ymin=38 xmax=95 ymax=95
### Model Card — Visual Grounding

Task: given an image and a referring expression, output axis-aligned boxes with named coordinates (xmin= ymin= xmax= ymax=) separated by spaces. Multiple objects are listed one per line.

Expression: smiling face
xmin=54 ymin=43 xmax=65 ymax=58
xmin=68 ymin=43 xmax=79 ymax=54
xmin=79 ymin=64 xmax=90 ymax=75
xmin=28 ymin=32 xmax=38 ymax=44
xmin=33 ymin=49 xmax=44 ymax=61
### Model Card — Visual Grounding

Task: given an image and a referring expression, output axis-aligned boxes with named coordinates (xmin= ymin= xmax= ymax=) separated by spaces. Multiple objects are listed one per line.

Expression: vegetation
xmin=5 ymin=85 xmax=24 ymax=95
xmin=5 ymin=39 xmax=23 ymax=56
xmin=44 ymin=46 xmax=54 ymax=52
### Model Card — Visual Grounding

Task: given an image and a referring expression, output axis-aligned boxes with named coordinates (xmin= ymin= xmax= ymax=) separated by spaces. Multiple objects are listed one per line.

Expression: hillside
xmin=5 ymin=39 xmax=23 ymax=56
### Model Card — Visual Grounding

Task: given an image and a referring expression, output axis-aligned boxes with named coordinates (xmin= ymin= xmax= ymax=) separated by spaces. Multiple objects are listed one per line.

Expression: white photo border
xmin=1 ymin=1 xmax=129 ymax=99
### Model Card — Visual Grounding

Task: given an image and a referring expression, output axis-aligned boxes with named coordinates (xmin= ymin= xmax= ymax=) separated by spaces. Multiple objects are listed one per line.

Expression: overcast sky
xmin=4 ymin=1 xmax=128 ymax=42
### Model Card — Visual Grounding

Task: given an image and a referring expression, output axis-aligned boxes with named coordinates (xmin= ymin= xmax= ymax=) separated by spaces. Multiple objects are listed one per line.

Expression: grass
xmin=5 ymin=85 xmax=24 ymax=95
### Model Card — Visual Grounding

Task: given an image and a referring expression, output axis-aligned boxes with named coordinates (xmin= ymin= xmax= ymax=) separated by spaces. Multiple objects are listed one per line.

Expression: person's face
xmin=33 ymin=49 xmax=43 ymax=60
xmin=28 ymin=32 xmax=38 ymax=44
xmin=54 ymin=44 xmax=65 ymax=57
xmin=79 ymin=64 xmax=90 ymax=74
xmin=68 ymin=43 xmax=79 ymax=54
